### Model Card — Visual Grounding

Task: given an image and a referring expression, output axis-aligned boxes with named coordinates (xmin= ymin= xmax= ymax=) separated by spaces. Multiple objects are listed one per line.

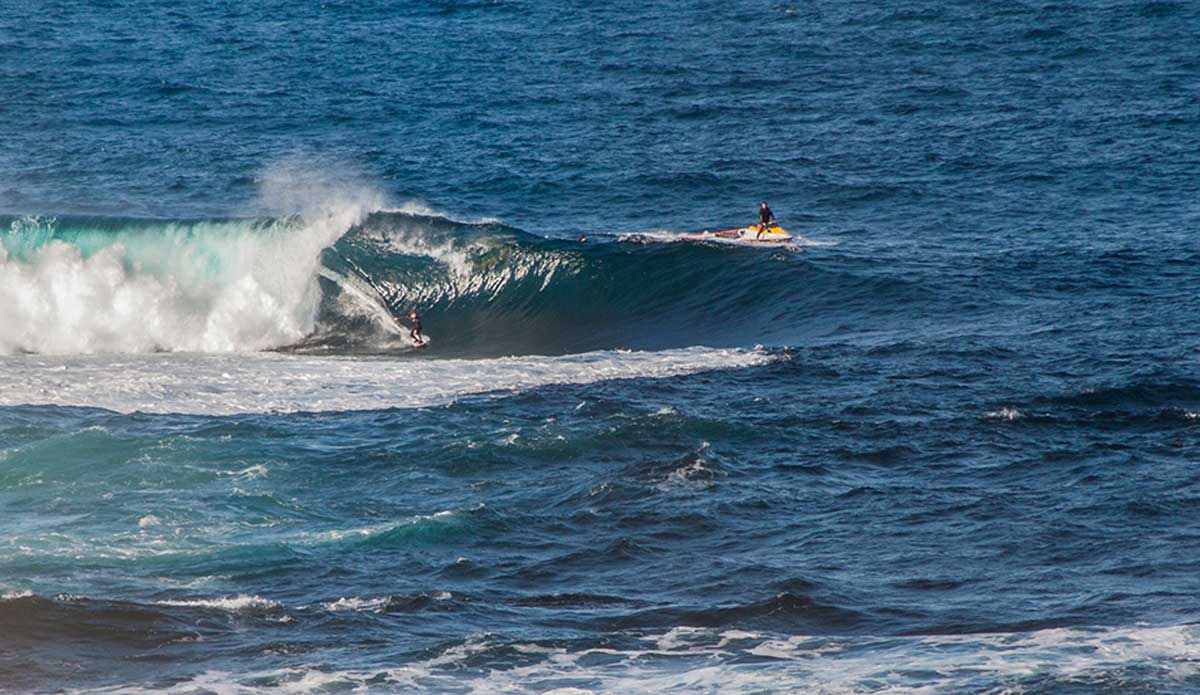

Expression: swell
xmin=0 ymin=210 xmax=926 ymax=357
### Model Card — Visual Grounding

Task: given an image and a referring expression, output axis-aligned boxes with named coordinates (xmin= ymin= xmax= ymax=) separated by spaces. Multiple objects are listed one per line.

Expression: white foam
xmin=617 ymin=230 xmax=835 ymax=248
xmin=234 ymin=464 xmax=268 ymax=480
xmin=70 ymin=622 xmax=1200 ymax=695
xmin=0 ymin=347 xmax=775 ymax=415
xmin=321 ymin=596 xmax=391 ymax=613
xmin=792 ymin=236 xmax=837 ymax=247
xmin=156 ymin=594 xmax=280 ymax=613
xmin=0 ymin=164 xmax=381 ymax=355
xmin=660 ymin=442 xmax=720 ymax=491
xmin=613 ymin=230 xmax=679 ymax=243
xmin=662 ymin=460 xmax=718 ymax=491
xmin=986 ymin=406 xmax=1024 ymax=421
xmin=654 ymin=625 xmax=709 ymax=650
xmin=304 ymin=510 xmax=457 ymax=544
xmin=151 ymin=575 xmax=226 ymax=588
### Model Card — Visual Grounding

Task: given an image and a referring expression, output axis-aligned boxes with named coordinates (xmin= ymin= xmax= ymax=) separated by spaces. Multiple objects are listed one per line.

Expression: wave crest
xmin=1 ymin=201 xmax=917 ymax=357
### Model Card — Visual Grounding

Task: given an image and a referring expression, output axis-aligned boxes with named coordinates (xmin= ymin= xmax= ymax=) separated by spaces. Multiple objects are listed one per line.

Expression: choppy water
xmin=3 ymin=1 xmax=1200 ymax=693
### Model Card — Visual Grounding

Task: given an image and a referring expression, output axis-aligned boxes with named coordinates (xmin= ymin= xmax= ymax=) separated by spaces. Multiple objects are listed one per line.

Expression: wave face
xmin=316 ymin=212 xmax=888 ymax=356
xmin=0 ymin=210 xmax=920 ymax=357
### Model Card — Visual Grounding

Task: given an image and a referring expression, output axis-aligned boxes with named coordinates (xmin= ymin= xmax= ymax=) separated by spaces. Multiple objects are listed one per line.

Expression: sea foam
xmin=0 ymin=347 xmax=777 ymax=415
xmin=0 ymin=164 xmax=382 ymax=355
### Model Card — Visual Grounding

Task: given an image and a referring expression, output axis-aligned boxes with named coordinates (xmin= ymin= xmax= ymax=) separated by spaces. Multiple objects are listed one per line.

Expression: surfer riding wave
xmin=394 ymin=310 xmax=426 ymax=347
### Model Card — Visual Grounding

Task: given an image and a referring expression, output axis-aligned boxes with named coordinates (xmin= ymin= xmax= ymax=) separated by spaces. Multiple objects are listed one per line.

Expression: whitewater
xmin=0 ymin=348 xmax=777 ymax=415
xmin=0 ymin=164 xmax=388 ymax=355
xmin=4 ymin=0 xmax=1200 ymax=693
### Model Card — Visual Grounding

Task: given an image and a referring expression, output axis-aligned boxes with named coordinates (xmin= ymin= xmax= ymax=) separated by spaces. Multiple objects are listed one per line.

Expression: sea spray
xmin=0 ymin=165 xmax=384 ymax=355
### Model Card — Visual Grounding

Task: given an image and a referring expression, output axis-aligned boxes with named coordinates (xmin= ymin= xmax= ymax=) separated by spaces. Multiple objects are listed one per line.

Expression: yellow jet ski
xmin=707 ymin=223 xmax=794 ymax=245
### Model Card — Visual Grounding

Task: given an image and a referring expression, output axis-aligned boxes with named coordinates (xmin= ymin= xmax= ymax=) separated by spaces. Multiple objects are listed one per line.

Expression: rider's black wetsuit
xmin=757 ymin=205 xmax=776 ymax=238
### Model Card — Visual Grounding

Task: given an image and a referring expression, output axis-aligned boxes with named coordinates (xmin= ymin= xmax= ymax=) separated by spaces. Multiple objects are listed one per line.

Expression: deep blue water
xmin=2 ymin=1 xmax=1200 ymax=693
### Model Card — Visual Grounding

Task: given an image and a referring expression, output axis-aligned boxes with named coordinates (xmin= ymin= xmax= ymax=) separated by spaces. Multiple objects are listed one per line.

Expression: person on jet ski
xmin=757 ymin=201 xmax=776 ymax=239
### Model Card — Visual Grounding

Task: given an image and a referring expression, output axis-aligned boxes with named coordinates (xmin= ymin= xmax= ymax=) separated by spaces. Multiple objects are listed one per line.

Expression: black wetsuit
xmin=409 ymin=315 xmax=422 ymax=342
xmin=757 ymin=206 xmax=775 ymax=238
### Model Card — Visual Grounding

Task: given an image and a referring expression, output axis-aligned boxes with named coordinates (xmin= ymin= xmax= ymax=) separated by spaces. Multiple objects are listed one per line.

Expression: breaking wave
xmin=0 ymin=192 xmax=921 ymax=358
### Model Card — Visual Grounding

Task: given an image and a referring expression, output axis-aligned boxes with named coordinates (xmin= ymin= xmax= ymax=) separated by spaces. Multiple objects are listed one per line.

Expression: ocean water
xmin=2 ymin=0 xmax=1200 ymax=693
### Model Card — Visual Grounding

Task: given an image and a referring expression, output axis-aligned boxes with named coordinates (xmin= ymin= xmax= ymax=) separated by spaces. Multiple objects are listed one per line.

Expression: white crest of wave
xmin=321 ymin=596 xmax=390 ymax=612
xmin=985 ymin=406 xmax=1024 ymax=421
xmin=155 ymin=594 xmax=281 ymax=613
xmin=0 ymin=161 xmax=383 ymax=355
xmin=383 ymin=200 xmax=500 ymax=226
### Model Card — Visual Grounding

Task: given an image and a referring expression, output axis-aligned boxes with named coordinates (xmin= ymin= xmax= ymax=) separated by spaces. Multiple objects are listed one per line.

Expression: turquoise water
xmin=2 ymin=1 xmax=1200 ymax=693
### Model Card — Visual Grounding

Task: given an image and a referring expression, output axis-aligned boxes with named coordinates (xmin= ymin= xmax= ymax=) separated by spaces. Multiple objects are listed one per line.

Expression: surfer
xmin=402 ymin=310 xmax=424 ymax=346
xmin=757 ymin=201 xmax=776 ymax=239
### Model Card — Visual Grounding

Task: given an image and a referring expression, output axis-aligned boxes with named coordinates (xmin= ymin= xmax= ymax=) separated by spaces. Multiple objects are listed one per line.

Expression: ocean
xmin=2 ymin=1 xmax=1199 ymax=693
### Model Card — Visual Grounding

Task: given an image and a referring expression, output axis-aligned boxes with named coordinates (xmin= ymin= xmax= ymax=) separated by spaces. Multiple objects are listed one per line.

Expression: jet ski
xmin=683 ymin=223 xmax=795 ymax=246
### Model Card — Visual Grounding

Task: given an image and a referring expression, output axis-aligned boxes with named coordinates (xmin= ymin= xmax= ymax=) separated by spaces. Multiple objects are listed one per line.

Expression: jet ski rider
xmin=757 ymin=201 xmax=776 ymax=239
